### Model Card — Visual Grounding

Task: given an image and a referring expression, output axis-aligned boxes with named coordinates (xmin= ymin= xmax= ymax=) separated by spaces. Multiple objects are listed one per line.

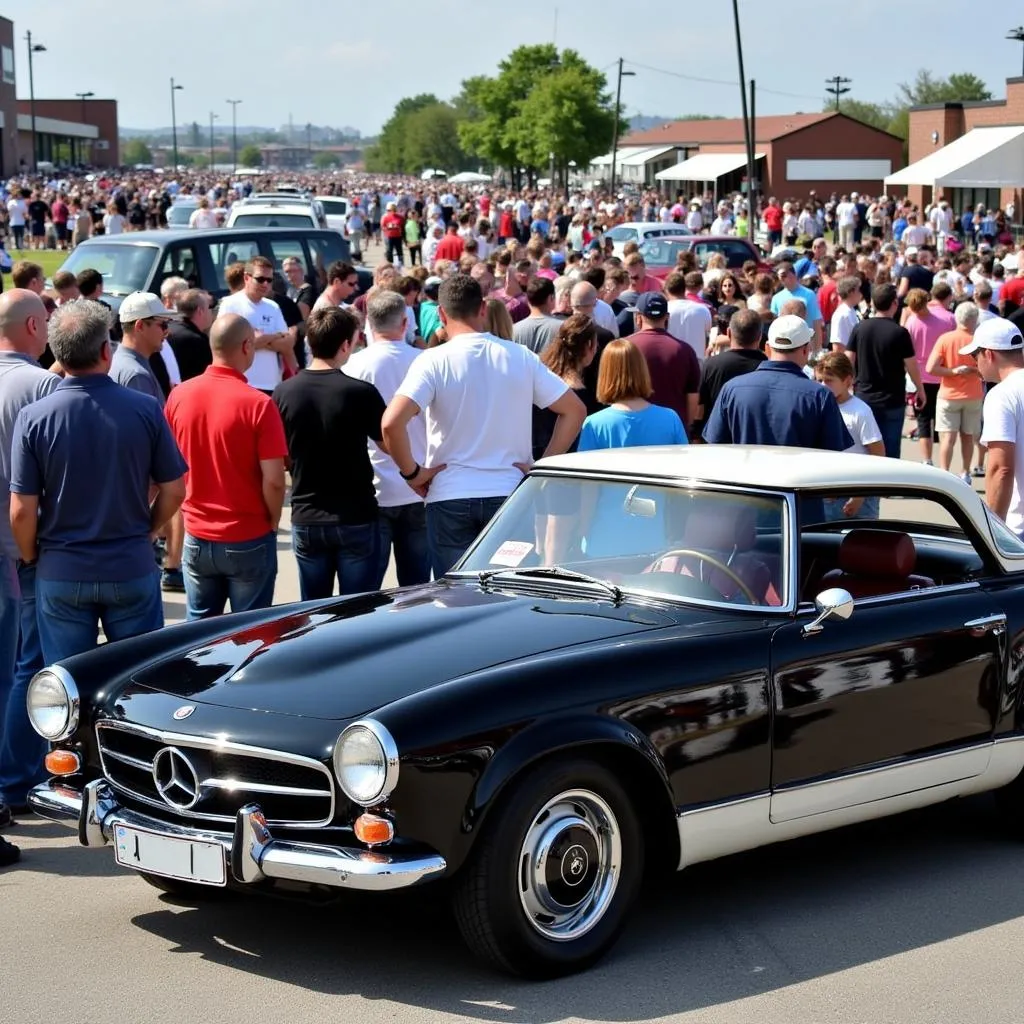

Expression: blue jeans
xmin=36 ymin=572 xmax=164 ymax=665
xmin=292 ymin=522 xmax=378 ymax=600
xmin=823 ymin=496 xmax=881 ymax=522
xmin=426 ymin=497 xmax=506 ymax=579
xmin=183 ymin=531 xmax=277 ymax=619
xmin=377 ymin=504 xmax=430 ymax=588
xmin=872 ymin=405 xmax=907 ymax=460
xmin=0 ymin=561 xmax=47 ymax=804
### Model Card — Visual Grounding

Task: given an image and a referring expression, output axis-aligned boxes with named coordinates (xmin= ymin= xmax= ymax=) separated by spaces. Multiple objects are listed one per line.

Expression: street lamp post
xmin=1009 ymin=26 xmax=1024 ymax=77
xmin=26 ymin=31 xmax=46 ymax=174
xmin=170 ymin=78 xmax=183 ymax=172
xmin=227 ymin=99 xmax=242 ymax=174
xmin=209 ymin=111 xmax=218 ymax=170
xmin=75 ymin=91 xmax=94 ymax=166
xmin=609 ymin=58 xmax=636 ymax=196
xmin=730 ymin=0 xmax=756 ymax=241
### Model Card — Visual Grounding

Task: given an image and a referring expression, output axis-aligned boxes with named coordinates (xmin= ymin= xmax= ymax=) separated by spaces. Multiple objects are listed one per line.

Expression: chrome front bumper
xmin=29 ymin=779 xmax=446 ymax=892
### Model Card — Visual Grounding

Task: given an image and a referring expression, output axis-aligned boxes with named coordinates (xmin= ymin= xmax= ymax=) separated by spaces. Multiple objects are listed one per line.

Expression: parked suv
xmin=226 ymin=197 xmax=328 ymax=231
xmin=55 ymin=228 xmax=365 ymax=315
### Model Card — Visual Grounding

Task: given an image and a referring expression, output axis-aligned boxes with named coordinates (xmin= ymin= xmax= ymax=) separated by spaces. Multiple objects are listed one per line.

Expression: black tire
xmin=138 ymin=872 xmax=230 ymax=901
xmin=995 ymin=769 xmax=1024 ymax=837
xmin=452 ymin=758 xmax=644 ymax=978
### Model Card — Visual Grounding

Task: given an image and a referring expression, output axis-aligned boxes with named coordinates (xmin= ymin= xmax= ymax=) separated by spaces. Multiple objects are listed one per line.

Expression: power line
xmin=825 ymin=75 xmax=852 ymax=111
xmin=622 ymin=59 xmax=822 ymax=103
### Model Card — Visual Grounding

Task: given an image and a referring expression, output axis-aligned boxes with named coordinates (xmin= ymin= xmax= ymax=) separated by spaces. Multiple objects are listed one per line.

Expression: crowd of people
xmin=2 ymin=165 xmax=1024 ymax=867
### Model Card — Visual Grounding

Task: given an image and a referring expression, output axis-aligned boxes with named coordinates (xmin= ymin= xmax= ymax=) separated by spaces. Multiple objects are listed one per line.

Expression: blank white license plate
xmin=113 ymin=823 xmax=226 ymax=886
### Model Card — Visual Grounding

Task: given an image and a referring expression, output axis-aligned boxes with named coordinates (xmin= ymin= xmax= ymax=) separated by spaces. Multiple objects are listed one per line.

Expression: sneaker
xmin=923 ymin=459 xmax=934 ymax=466
xmin=161 ymin=568 xmax=185 ymax=593
xmin=0 ymin=835 xmax=20 ymax=867
xmin=961 ymin=471 xmax=973 ymax=485
xmin=972 ymin=466 xmax=986 ymax=478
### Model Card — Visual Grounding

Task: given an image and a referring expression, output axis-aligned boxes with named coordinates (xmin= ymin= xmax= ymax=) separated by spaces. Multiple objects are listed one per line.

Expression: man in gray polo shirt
xmin=109 ymin=292 xmax=181 ymax=404
xmin=0 ymin=289 xmax=57 ymax=863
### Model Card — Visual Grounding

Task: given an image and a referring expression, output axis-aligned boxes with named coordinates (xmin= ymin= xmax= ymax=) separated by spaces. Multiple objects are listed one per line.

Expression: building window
xmin=951 ymin=188 xmax=1001 ymax=216
xmin=1 ymin=47 xmax=13 ymax=86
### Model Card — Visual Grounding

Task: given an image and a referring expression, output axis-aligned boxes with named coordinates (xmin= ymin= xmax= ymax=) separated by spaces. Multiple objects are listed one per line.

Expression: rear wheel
xmin=453 ymin=759 xmax=643 ymax=978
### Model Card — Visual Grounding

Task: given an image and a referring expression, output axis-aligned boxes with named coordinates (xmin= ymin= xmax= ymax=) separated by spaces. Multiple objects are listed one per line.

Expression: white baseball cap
xmin=959 ymin=318 xmax=1024 ymax=355
xmin=119 ymin=292 xmax=182 ymax=325
xmin=767 ymin=314 xmax=813 ymax=350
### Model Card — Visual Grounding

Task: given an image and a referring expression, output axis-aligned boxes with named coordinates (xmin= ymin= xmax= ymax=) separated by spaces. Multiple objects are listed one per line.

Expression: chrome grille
xmin=96 ymin=721 xmax=335 ymax=828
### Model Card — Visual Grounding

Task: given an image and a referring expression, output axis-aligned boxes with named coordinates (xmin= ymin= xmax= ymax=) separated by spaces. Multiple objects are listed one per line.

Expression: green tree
xmin=238 ymin=144 xmax=262 ymax=167
xmin=122 ymin=139 xmax=152 ymax=164
xmin=312 ymin=151 xmax=340 ymax=169
xmin=366 ymin=93 xmax=442 ymax=172
xmin=402 ymin=103 xmax=470 ymax=173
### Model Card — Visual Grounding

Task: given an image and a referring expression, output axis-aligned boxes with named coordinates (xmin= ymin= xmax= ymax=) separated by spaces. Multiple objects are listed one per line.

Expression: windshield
xmin=456 ymin=475 xmax=788 ymax=609
xmin=986 ymin=507 xmax=1024 ymax=559
xmin=57 ymin=243 xmax=159 ymax=296
xmin=167 ymin=205 xmax=197 ymax=227
xmin=319 ymin=199 xmax=348 ymax=216
xmin=230 ymin=213 xmax=314 ymax=228
xmin=639 ymin=239 xmax=691 ymax=266
xmin=606 ymin=226 xmax=638 ymax=243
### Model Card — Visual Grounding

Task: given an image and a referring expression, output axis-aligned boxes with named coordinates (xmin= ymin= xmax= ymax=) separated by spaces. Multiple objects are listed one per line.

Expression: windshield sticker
xmin=490 ymin=541 xmax=533 ymax=567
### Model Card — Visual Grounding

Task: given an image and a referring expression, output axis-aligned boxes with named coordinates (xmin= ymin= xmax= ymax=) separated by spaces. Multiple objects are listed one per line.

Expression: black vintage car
xmin=27 ymin=446 xmax=1024 ymax=977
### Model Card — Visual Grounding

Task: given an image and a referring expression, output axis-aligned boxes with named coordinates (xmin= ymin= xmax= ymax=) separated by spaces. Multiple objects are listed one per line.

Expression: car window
xmin=797 ymin=489 xmax=990 ymax=604
xmin=208 ymin=238 xmax=261 ymax=291
xmin=723 ymin=242 xmax=753 ymax=268
xmin=639 ymin=239 xmax=688 ymax=266
xmin=156 ymin=245 xmax=200 ymax=289
xmin=306 ymin=235 xmax=348 ymax=289
xmin=607 ymin=226 xmax=639 ymax=243
xmin=266 ymin=238 xmax=307 ymax=272
xmin=229 ymin=213 xmax=316 ymax=229
xmin=986 ymin=508 xmax=1024 ymax=559
xmin=319 ymin=199 xmax=348 ymax=217
xmin=166 ymin=204 xmax=197 ymax=228
xmin=57 ymin=243 xmax=159 ymax=297
xmin=458 ymin=477 xmax=788 ymax=609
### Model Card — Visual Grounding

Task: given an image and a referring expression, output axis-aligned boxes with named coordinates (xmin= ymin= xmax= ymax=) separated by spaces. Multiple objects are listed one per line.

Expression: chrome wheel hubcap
xmin=517 ymin=789 xmax=621 ymax=942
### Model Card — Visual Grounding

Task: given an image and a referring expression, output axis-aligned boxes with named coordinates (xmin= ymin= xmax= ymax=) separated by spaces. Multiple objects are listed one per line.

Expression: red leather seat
xmin=819 ymin=529 xmax=935 ymax=599
xmin=646 ymin=504 xmax=779 ymax=605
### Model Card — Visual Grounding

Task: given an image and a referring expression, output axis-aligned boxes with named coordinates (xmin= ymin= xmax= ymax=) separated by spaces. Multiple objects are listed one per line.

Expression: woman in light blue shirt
xmin=577 ymin=339 xmax=687 ymax=451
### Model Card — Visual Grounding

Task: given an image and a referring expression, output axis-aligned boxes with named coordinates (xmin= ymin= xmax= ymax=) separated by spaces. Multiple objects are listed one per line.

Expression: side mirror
xmin=802 ymin=588 xmax=854 ymax=637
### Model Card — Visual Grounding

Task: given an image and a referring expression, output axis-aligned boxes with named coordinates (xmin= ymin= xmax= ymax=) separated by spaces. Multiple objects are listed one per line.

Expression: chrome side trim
xmin=201 ymin=779 xmax=330 ymax=798
xmin=964 ymin=613 xmax=1007 ymax=636
xmin=677 ymin=737 xmax=1024 ymax=869
xmin=95 ymin=721 xmax=336 ymax=829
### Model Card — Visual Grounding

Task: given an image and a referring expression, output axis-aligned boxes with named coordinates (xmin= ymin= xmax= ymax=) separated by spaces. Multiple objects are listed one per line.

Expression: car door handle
xmin=964 ymin=613 xmax=1007 ymax=637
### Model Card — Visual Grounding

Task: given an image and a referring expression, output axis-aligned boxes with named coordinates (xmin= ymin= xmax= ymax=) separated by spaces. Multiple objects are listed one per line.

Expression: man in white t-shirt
xmin=829 ymin=276 xmax=862 ymax=350
xmin=344 ymin=290 xmax=429 ymax=587
xmin=382 ymin=273 xmax=586 ymax=577
xmin=929 ymin=200 xmax=953 ymax=253
xmin=962 ymin=318 xmax=1024 ymax=536
xmin=7 ymin=193 xmax=27 ymax=251
xmin=835 ymin=194 xmax=857 ymax=250
xmin=188 ymin=198 xmax=219 ymax=229
xmin=664 ymin=271 xmax=712 ymax=363
xmin=215 ymin=255 xmax=296 ymax=392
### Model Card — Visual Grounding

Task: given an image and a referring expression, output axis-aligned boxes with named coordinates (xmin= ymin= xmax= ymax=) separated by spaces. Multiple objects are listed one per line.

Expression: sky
xmin=16 ymin=0 xmax=1024 ymax=137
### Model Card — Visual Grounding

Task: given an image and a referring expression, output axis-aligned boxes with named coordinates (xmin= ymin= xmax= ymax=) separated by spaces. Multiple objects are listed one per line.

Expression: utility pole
xmin=730 ymin=0 xmax=755 ymax=237
xmin=170 ymin=78 xmax=183 ymax=172
xmin=825 ymin=76 xmax=852 ymax=112
xmin=609 ymin=58 xmax=636 ymax=196
xmin=1008 ymin=26 xmax=1024 ymax=77
xmin=26 ymin=31 xmax=46 ymax=173
xmin=306 ymin=122 xmax=312 ymax=164
xmin=209 ymin=112 xmax=218 ymax=170
xmin=227 ymin=99 xmax=242 ymax=174
xmin=748 ymin=79 xmax=757 ymax=239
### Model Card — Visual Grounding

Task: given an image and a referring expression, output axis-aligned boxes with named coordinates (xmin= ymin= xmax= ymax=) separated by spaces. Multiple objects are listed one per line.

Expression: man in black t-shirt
xmin=698 ymin=308 xmax=766 ymax=428
xmin=896 ymin=248 xmax=934 ymax=302
xmin=846 ymin=283 xmax=925 ymax=458
xmin=272 ymin=305 xmax=386 ymax=601
xmin=26 ymin=193 xmax=49 ymax=251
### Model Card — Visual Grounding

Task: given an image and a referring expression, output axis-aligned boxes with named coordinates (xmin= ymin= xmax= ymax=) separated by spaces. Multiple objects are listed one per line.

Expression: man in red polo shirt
xmin=164 ymin=314 xmax=288 ymax=619
xmin=380 ymin=201 xmax=405 ymax=265
xmin=434 ymin=222 xmax=465 ymax=263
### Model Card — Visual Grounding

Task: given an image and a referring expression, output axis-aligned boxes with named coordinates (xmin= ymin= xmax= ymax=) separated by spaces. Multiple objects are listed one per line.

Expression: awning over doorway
xmin=884 ymin=126 xmax=1024 ymax=188
xmin=656 ymin=151 xmax=764 ymax=181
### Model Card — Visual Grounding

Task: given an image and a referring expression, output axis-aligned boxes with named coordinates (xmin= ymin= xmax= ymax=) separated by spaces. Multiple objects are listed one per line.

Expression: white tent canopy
xmin=618 ymin=145 xmax=677 ymax=167
xmin=656 ymin=151 xmax=764 ymax=182
xmin=885 ymin=126 xmax=1024 ymax=188
xmin=448 ymin=171 xmax=491 ymax=184
xmin=590 ymin=146 xmax=652 ymax=167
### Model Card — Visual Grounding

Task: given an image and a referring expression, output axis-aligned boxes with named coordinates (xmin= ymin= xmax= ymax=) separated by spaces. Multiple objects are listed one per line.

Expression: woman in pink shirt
xmin=903 ymin=285 xmax=956 ymax=464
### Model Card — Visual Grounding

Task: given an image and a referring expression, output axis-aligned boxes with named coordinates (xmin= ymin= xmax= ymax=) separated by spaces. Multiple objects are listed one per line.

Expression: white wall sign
xmin=786 ymin=159 xmax=893 ymax=181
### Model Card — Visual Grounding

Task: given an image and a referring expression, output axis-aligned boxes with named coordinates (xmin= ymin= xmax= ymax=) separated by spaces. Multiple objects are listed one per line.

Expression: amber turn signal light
xmin=45 ymin=749 xmax=81 ymax=776
xmin=354 ymin=813 xmax=394 ymax=847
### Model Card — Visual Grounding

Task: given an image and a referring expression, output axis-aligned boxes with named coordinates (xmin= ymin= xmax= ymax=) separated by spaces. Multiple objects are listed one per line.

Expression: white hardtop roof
xmin=539 ymin=444 xmax=986 ymax=506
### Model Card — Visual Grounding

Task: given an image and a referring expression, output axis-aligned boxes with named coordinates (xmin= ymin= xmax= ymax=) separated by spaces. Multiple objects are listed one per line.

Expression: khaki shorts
xmin=936 ymin=397 xmax=983 ymax=436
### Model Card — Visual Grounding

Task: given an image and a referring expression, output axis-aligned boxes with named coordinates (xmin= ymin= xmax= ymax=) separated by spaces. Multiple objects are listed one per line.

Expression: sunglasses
xmin=250 ymin=275 xmax=273 ymax=285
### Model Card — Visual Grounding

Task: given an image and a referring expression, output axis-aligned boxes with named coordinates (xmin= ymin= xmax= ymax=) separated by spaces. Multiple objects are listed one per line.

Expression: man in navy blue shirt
xmin=703 ymin=314 xmax=853 ymax=451
xmin=9 ymin=300 xmax=187 ymax=664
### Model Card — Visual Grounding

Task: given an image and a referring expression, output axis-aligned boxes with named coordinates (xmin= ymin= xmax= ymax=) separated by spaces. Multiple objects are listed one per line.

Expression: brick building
xmin=623 ymin=111 xmax=904 ymax=200
xmin=895 ymin=78 xmax=1024 ymax=215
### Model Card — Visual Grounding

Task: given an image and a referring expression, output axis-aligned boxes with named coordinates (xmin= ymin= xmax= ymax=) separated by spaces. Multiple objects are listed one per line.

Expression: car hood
xmin=129 ymin=583 xmax=677 ymax=720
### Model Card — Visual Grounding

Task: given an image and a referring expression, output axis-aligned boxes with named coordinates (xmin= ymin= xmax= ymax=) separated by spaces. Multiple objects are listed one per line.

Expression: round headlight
xmin=333 ymin=720 xmax=399 ymax=806
xmin=27 ymin=667 xmax=79 ymax=741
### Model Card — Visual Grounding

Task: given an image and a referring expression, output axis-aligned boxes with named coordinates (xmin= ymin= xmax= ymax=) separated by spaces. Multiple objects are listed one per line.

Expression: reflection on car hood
xmin=129 ymin=582 xmax=675 ymax=719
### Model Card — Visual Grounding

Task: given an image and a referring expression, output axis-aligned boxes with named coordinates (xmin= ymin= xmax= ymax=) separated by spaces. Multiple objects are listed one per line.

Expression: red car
xmin=639 ymin=235 xmax=770 ymax=280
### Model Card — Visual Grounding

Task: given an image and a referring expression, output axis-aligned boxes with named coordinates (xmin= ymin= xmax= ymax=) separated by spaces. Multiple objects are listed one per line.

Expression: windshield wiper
xmin=478 ymin=566 xmax=622 ymax=603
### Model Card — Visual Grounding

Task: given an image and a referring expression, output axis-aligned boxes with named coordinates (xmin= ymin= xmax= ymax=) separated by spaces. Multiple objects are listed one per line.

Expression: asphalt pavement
xmin=1 ymin=404 xmax=1011 ymax=1024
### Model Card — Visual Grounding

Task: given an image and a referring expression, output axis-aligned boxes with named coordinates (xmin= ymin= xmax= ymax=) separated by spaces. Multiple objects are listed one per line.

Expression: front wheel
xmin=452 ymin=760 xmax=644 ymax=978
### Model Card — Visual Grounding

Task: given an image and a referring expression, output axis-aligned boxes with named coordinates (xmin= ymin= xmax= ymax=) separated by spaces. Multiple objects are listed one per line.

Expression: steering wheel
xmin=647 ymin=548 xmax=761 ymax=605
